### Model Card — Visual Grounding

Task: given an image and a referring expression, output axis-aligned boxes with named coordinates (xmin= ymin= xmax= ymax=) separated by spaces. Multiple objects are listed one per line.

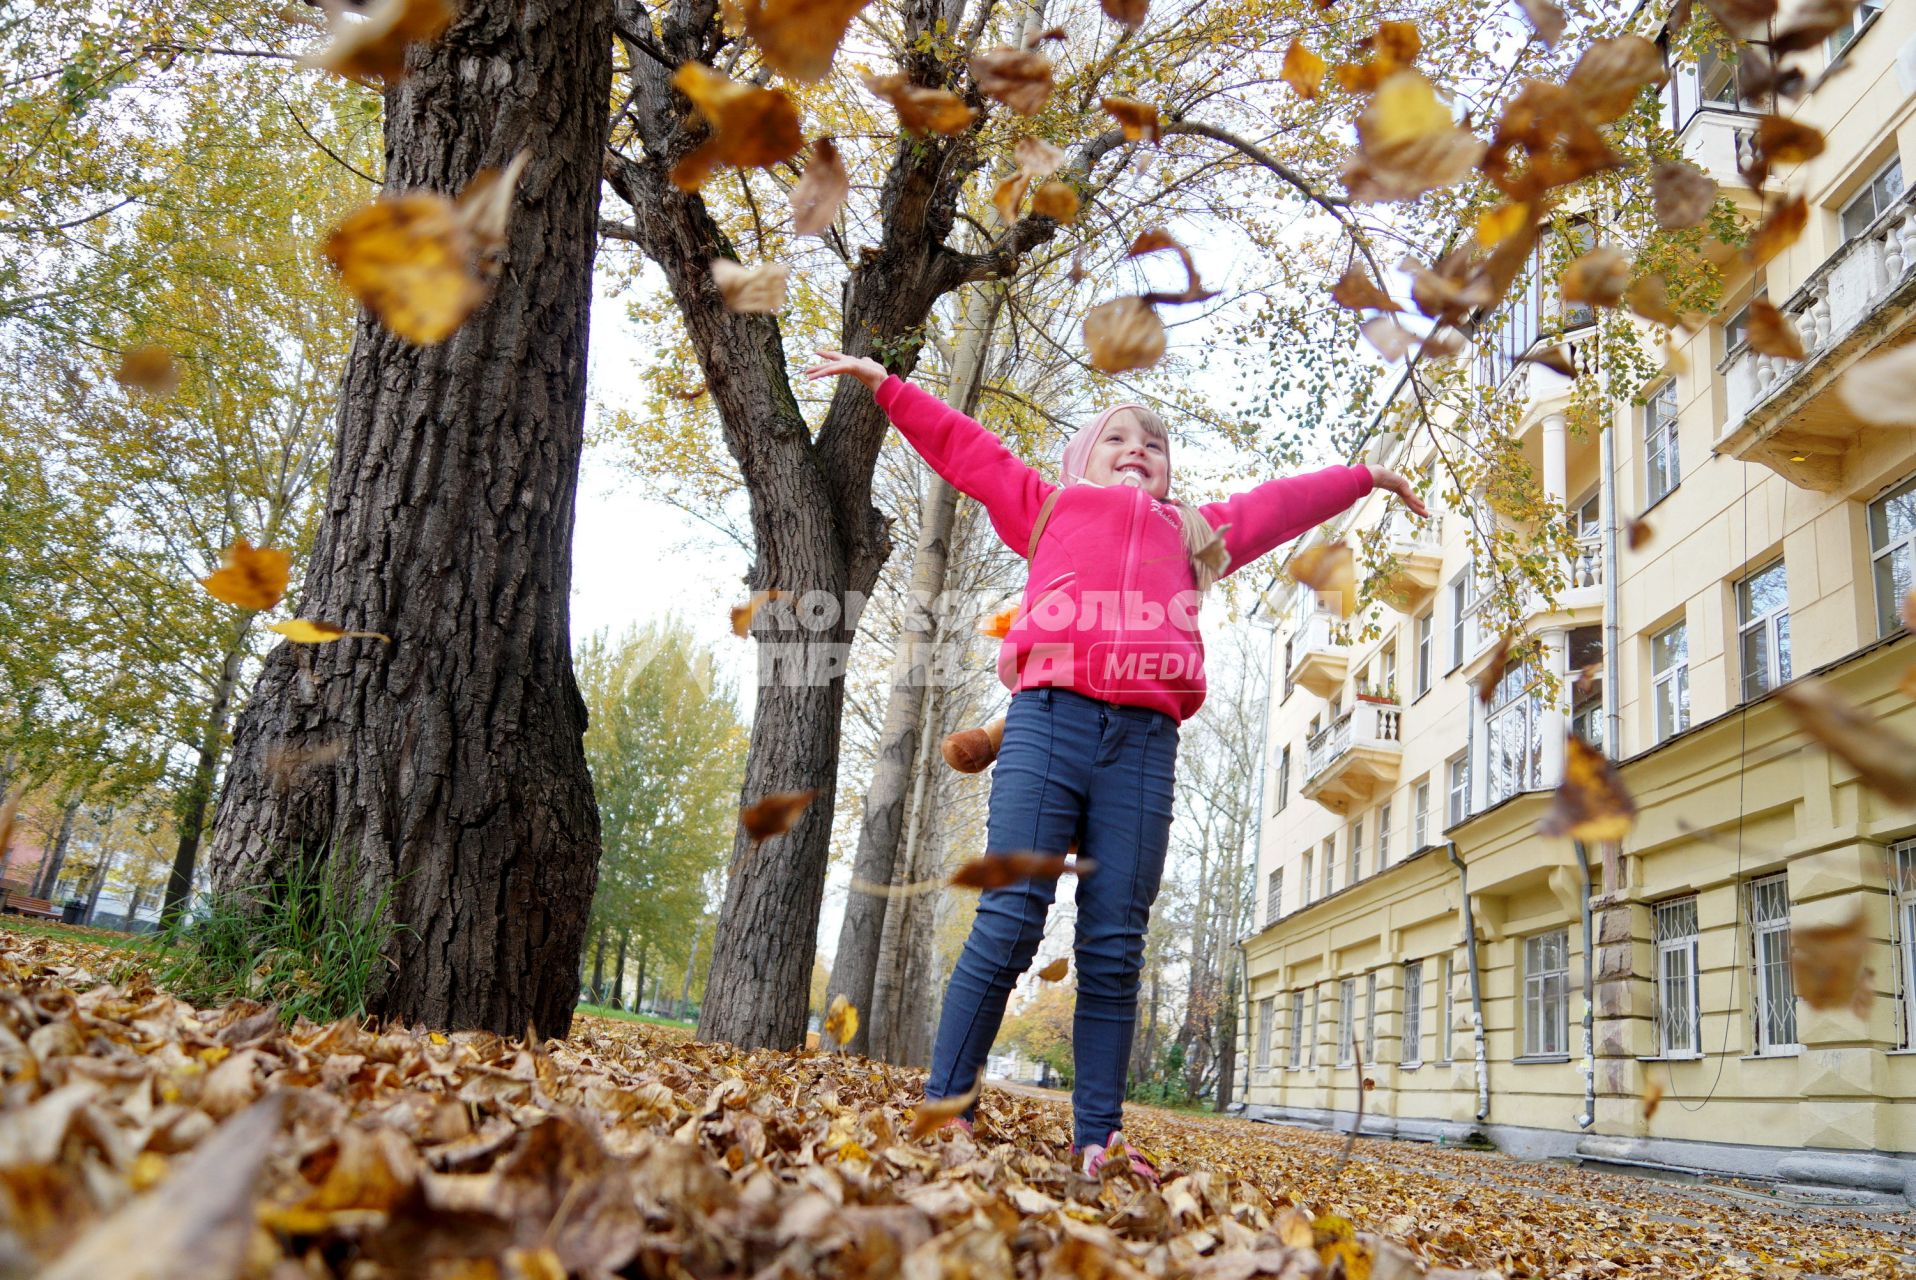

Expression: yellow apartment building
xmin=1234 ymin=3 xmax=1916 ymax=1204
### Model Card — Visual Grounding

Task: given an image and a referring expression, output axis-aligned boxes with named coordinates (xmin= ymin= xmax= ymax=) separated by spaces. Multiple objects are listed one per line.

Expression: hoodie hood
xmin=1060 ymin=403 xmax=1159 ymax=488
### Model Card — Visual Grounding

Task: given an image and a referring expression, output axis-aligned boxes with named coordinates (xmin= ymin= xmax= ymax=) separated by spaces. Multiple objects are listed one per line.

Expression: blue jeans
xmin=923 ymin=686 xmax=1179 ymax=1150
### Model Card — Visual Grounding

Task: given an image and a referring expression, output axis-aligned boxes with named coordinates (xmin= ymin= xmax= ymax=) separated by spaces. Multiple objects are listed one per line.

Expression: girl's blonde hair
xmin=1104 ymin=406 xmax=1230 ymax=594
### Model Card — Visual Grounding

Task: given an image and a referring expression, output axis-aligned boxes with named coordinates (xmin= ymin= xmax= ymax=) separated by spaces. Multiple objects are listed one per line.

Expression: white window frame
xmin=1749 ymin=873 xmax=1800 ymax=1055
xmin=1363 ymin=971 xmax=1378 ymax=1064
xmin=1450 ymin=568 xmax=1480 ymax=667
xmin=1522 ymin=930 xmax=1570 ymax=1058
xmin=1652 ymin=621 xmax=1690 ymax=743
xmin=1485 ymin=659 xmax=1544 ymax=805
xmin=1415 ymin=610 xmax=1433 ymax=696
xmin=1275 ymin=745 xmax=1291 ymax=813
xmin=1308 ymin=986 xmax=1321 ymax=1068
xmin=1322 ymin=836 xmax=1335 ymax=896
xmin=1376 ymin=801 xmax=1392 ymax=873
xmin=1381 ymin=644 xmax=1398 ymax=700
xmin=1645 ymin=380 xmax=1680 ymax=506
xmin=1839 ymin=153 xmax=1902 ymax=243
xmin=1337 ymin=978 xmax=1356 ymax=1066
xmin=1402 ymin=961 xmax=1424 ymax=1065
xmin=1447 ymin=753 xmax=1471 ymax=827
xmin=1288 ymin=990 xmax=1307 ymax=1068
xmin=1868 ymin=473 xmax=1916 ymax=639
xmin=1256 ymin=996 xmax=1276 ymax=1070
xmin=1737 ymin=560 xmax=1792 ymax=702
xmin=1414 ymin=781 xmax=1431 ymax=849
xmin=1266 ymin=868 xmax=1284 ymax=926
xmin=1440 ymin=954 xmax=1455 ymax=1062
xmin=1350 ymin=818 xmax=1364 ymax=885
xmin=1654 ymin=897 xmax=1701 ymax=1058
xmin=1829 ymin=0 xmax=1887 ymax=59
xmin=1892 ymin=840 xmax=1916 ymax=1050
xmin=1301 ymin=850 xmax=1313 ymax=905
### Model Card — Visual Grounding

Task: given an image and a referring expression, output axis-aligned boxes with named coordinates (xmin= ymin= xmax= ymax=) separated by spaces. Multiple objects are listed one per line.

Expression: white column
xmin=1541 ymin=410 xmax=1568 ymax=508
xmin=1540 ymin=625 xmax=1567 ymax=786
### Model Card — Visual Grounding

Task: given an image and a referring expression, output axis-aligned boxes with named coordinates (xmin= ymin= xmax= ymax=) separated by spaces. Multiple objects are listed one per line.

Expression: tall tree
xmin=206 ymin=1 xmax=615 ymax=1038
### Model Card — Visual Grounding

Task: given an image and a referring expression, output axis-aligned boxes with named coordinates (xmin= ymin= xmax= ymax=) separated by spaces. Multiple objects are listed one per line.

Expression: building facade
xmin=1238 ymin=5 xmax=1916 ymax=1204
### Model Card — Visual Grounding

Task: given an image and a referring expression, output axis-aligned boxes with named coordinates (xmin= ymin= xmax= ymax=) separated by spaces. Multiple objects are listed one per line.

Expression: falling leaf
xmin=1014 ymin=136 xmax=1065 ymax=179
xmin=907 ymin=1081 xmax=981 ymax=1139
xmin=861 ymin=72 xmax=976 ymax=136
xmin=1573 ymin=659 xmax=1603 ymax=700
xmin=199 ymin=538 xmax=291 ymax=611
xmin=114 ymin=345 xmax=181 ymax=396
xmin=1626 ymin=273 xmax=1681 ymax=328
xmin=1746 ymin=300 xmax=1804 ymax=358
xmin=1625 ymin=516 xmax=1653 ymax=551
xmin=824 ymin=994 xmax=858 ymax=1046
xmin=264 ymin=739 xmax=346 ymax=789
xmin=1289 ymin=540 xmax=1356 ymax=617
xmin=1331 ymin=263 xmax=1400 ymax=312
xmin=324 ymin=193 xmax=489 ymax=344
xmin=1560 ymin=247 xmax=1630 ymax=308
xmin=1360 ymin=314 xmax=1418 ymax=361
xmin=1538 ymin=734 xmax=1636 ymax=843
xmin=455 ymin=151 xmax=531 ymax=261
xmin=1127 ymin=228 xmax=1212 ymax=303
xmin=1100 ymin=96 xmax=1161 ymax=143
xmin=1477 ymin=202 xmax=1530 ymax=248
xmin=1083 ymin=296 xmax=1165 ymax=374
xmin=740 ymin=789 xmax=819 ymax=841
xmin=971 ymin=48 xmax=1053 ymax=115
xmin=740 ymin=0 xmax=871 ymax=82
xmin=1473 ymin=633 xmax=1515 ymax=705
xmin=790 ymin=139 xmax=849 ymax=236
xmin=1652 ymin=160 xmax=1716 ymax=229
xmin=1036 ymin=956 xmax=1069 ymax=982
xmin=1790 ymin=909 xmax=1870 ymax=1017
xmin=1525 ymin=345 xmax=1577 ymax=376
xmin=1564 ymin=35 xmax=1668 ymax=124
xmin=1099 ymin=0 xmax=1149 ymax=28
xmin=1702 ymin=0 xmax=1780 ymax=39
xmin=1755 ymin=115 xmax=1825 ymax=169
xmin=1776 ymin=677 xmax=1916 ymax=806
xmin=1515 ymin=0 xmax=1566 ymax=45
xmin=1342 ymin=70 xmax=1485 ymax=204
xmin=301 ymin=0 xmax=454 ymax=86
xmin=672 ymin=63 xmax=805 ymax=190
xmin=1903 ymin=589 xmax=1916 ymax=633
xmin=1281 ymin=41 xmax=1327 ymax=100
xmin=949 ymin=852 xmax=1081 ymax=890
xmin=1332 ymin=21 xmax=1421 ymax=93
xmin=1642 ymin=1080 xmax=1664 ymax=1121
xmin=711 ymin=259 xmax=790 ymax=313
xmin=1836 ymin=342 xmax=1916 ymax=425
xmin=1772 ymin=0 xmax=1861 ymax=51
xmin=268 ymin=619 xmax=392 ymax=645
xmin=730 ymin=589 xmax=786 ymax=636
xmin=1746 ymin=195 xmax=1807 ymax=267
xmin=993 ymin=172 xmax=1030 ymax=224
xmin=979 ymin=605 xmax=1019 ymax=638
xmin=1031 ymin=182 xmax=1079 ymax=223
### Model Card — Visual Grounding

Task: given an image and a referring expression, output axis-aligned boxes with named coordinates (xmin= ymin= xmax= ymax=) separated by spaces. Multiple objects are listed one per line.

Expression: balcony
xmin=1527 ymin=533 xmax=1605 ymax=629
xmin=1300 ymin=702 xmax=1404 ymax=814
xmin=1716 ymin=183 xmax=1916 ymax=491
xmin=1375 ymin=514 xmax=1445 ymax=613
xmin=1287 ymin=611 xmax=1349 ymax=699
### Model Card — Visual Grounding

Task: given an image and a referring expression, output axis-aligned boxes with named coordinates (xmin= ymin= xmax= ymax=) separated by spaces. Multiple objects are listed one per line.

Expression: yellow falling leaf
xmin=731 ymin=589 xmax=786 ymax=637
xmin=672 ymin=63 xmax=806 ymax=190
xmin=1036 ymin=956 xmax=1069 ymax=982
xmin=267 ymin=620 xmax=393 ymax=645
xmin=824 ymin=994 xmax=858 ymax=1047
xmin=200 ymin=539 xmax=291 ymax=611
xmin=1281 ymin=41 xmax=1326 ymax=100
xmin=861 ymin=72 xmax=976 ymax=136
xmin=1100 ymin=96 xmax=1161 ymax=143
xmin=740 ymin=0 xmax=871 ymax=82
xmin=907 ymin=1080 xmax=981 ymax=1139
xmin=324 ymin=193 xmax=487 ymax=345
xmin=740 ymin=789 xmax=818 ymax=842
xmin=1083 ymin=296 xmax=1165 ymax=374
xmin=1642 ymin=1079 xmax=1665 ymax=1121
xmin=301 ymin=0 xmax=454 ymax=86
xmin=1538 ymin=734 xmax=1636 ymax=843
xmin=1476 ymin=202 xmax=1529 ymax=248
xmin=114 ymin=345 xmax=181 ymax=396
xmin=1031 ymin=182 xmax=1079 ymax=224
xmin=1289 ymin=540 xmax=1356 ymax=617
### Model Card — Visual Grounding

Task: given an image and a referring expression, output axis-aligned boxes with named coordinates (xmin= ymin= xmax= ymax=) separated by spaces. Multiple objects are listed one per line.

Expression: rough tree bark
xmin=205 ymin=0 xmax=612 ymax=1039
xmin=163 ymin=634 xmax=245 ymax=925
xmin=868 ymin=677 xmax=941 ymax=1063
xmin=824 ymin=287 xmax=1001 ymax=1054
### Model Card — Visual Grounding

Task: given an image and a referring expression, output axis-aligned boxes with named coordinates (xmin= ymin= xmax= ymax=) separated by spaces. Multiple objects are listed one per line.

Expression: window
xmin=1350 ymin=818 xmax=1364 ymax=885
xmin=1381 ymin=644 xmax=1398 ymax=699
xmin=1570 ymin=626 xmax=1604 ymax=754
xmin=1722 ymin=293 xmax=1762 ymax=355
xmin=1447 ymin=754 xmax=1471 ymax=826
xmin=1266 ymin=869 xmax=1284 ymax=926
xmin=1893 ymin=841 xmax=1916 ymax=1049
xmin=1376 ymin=802 xmax=1392 ymax=873
xmin=1402 ymin=962 xmax=1424 ymax=1065
xmin=1644 ymin=380 xmax=1680 ymax=506
xmin=1868 ymin=473 xmax=1916 ymax=638
xmin=1750 ymin=874 xmax=1799 ymax=1053
xmin=1522 ymin=930 xmax=1571 ymax=1057
xmin=1654 ymin=897 xmax=1701 ymax=1057
xmin=1415 ymin=611 xmax=1433 ymax=696
xmin=1364 ymin=971 xmax=1378 ymax=1064
xmin=1485 ymin=658 xmax=1544 ymax=805
xmin=1450 ymin=569 xmax=1480 ymax=666
xmin=1337 ymin=978 xmax=1357 ymax=1065
xmin=1414 ymin=781 xmax=1431 ymax=849
xmin=1440 ymin=955 xmax=1455 ymax=1062
xmin=1308 ymin=986 xmax=1321 ymax=1068
xmin=1830 ymin=0 xmax=1887 ymax=57
xmin=1842 ymin=156 xmax=1904 ymax=242
xmin=1737 ymin=561 xmax=1792 ymax=701
xmin=1302 ymin=851 xmax=1314 ymax=904
xmin=1256 ymin=996 xmax=1275 ymax=1070
xmin=1275 ymin=746 xmax=1291 ymax=813
xmin=1652 ymin=622 xmax=1690 ymax=742
xmin=1289 ymin=991 xmax=1307 ymax=1068
xmin=1283 ymin=638 xmax=1295 ymax=700
xmin=1322 ymin=837 xmax=1335 ymax=896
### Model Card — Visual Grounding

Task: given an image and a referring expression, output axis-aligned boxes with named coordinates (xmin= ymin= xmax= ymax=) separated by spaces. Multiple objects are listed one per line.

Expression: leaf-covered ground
xmin=1 ymin=925 xmax=1910 ymax=1280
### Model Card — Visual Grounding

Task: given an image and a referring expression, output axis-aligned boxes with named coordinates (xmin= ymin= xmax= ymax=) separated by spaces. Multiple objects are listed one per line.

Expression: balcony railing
xmin=1301 ymin=703 xmax=1404 ymax=813
xmin=1287 ymin=610 xmax=1350 ymax=698
xmin=1568 ymin=534 xmax=1603 ymax=590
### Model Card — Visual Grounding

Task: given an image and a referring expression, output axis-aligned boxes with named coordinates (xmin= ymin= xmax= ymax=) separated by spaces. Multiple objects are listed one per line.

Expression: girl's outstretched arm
xmin=804 ymin=350 xmax=1053 ymax=552
xmin=1199 ymin=464 xmax=1428 ymax=577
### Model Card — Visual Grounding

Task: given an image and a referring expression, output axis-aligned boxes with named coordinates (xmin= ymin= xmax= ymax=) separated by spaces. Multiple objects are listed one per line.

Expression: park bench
xmin=0 ymin=889 xmax=60 ymax=921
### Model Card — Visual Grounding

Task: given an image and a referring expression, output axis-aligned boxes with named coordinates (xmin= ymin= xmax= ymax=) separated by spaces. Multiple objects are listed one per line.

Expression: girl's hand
xmin=1370 ymin=466 xmax=1430 ymax=518
xmin=804 ymin=349 xmax=888 ymax=392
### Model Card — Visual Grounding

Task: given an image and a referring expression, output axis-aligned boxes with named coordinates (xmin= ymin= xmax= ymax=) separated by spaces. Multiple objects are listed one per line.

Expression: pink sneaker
xmin=1077 ymin=1130 xmax=1159 ymax=1186
xmin=943 ymin=1116 xmax=973 ymax=1136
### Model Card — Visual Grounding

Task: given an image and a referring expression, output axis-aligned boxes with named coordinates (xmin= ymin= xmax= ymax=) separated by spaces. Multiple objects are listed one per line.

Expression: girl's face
xmin=1084 ymin=411 xmax=1171 ymax=499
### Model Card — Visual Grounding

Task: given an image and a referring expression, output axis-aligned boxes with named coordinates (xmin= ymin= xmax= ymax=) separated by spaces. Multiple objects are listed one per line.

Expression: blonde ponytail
xmin=1174 ymin=502 xmax=1230 ymax=595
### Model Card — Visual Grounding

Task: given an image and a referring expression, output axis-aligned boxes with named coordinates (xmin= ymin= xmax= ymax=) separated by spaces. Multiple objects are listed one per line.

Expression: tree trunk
xmin=1214 ymin=950 xmax=1239 ymax=1112
xmin=824 ymin=289 xmax=1002 ymax=1054
xmin=674 ymin=928 xmax=700 ymax=1019
xmin=869 ymin=670 xmax=944 ymax=1063
xmin=32 ymin=797 xmax=79 ymax=900
xmin=83 ymin=846 xmax=114 ymax=924
xmin=204 ymin=0 xmax=611 ymax=1040
xmin=612 ymin=928 xmax=629 ymax=1008
xmin=633 ymin=938 xmax=649 ymax=1013
xmin=590 ymin=929 xmax=607 ymax=1004
xmin=164 ymin=634 xmax=246 ymax=926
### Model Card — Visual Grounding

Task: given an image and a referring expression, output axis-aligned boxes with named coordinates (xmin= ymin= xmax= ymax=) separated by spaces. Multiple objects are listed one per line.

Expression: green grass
xmin=575 ymin=1001 xmax=696 ymax=1030
xmin=0 ymin=916 xmax=152 ymax=952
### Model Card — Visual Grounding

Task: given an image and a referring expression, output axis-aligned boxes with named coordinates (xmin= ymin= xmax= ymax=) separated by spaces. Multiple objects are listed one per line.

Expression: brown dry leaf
xmin=1015 ymin=136 xmax=1065 ymax=179
xmin=1477 ymin=202 xmax=1530 ymax=248
xmin=1515 ymin=0 xmax=1566 ymax=45
xmin=971 ymin=48 xmax=1053 ymax=116
xmin=324 ymin=193 xmax=488 ymax=344
xmin=1625 ymin=516 xmax=1653 ymax=551
xmin=199 ymin=538 xmax=291 ymax=611
xmin=114 ymin=345 xmax=181 ymax=396
xmin=1037 ymin=956 xmax=1069 ymax=982
xmin=992 ymin=173 xmax=1030 ymax=225
xmin=1281 ymin=41 xmax=1327 ymax=100
xmin=1360 ymin=315 xmax=1419 ymax=362
xmin=1790 ymin=910 xmax=1871 ymax=1016
xmin=907 ymin=1081 xmax=981 ymax=1139
xmin=1564 ymin=35 xmax=1668 ymax=124
xmin=302 ymin=0 xmax=454 ymax=86
xmin=980 ymin=605 xmax=1020 ymax=639
xmin=711 ymin=259 xmax=790 ymax=313
xmin=1031 ymin=182 xmax=1079 ymax=224
xmin=1755 ymin=115 xmax=1825 ymax=170
xmin=1573 ymin=659 xmax=1603 ymax=700
xmin=731 ymin=589 xmax=786 ymax=636
xmin=1560 ymin=247 xmax=1630 ymax=308
xmin=1342 ymin=70 xmax=1484 ymax=204
xmin=1083 ymin=297 xmax=1165 ymax=374
xmin=1100 ymin=0 xmax=1149 ymax=28
xmin=1773 ymin=0 xmax=1862 ymax=51
xmin=790 ymin=139 xmax=849 ymax=236
xmin=1331 ymin=263 xmax=1400 ymax=313
xmin=1642 ymin=1080 xmax=1664 ymax=1121
xmin=1101 ymin=96 xmax=1161 ymax=143
xmin=823 ymin=994 xmax=858 ymax=1047
xmin=862 ymin=72 xmax=976 ymax=136
xmin=741 ymin=789 xmax=818 ymax=841
xmin=1702 ymin=0 xmax=1780 ymax=38
xmin=949 ymin=851 xmax=1083 ymax=891
xmin=1473 ymin=634 xmax=1515 ymax=705
xmin=1776 ymin=677 xmax=1916 ymax=806
xmin=740 ymin=0 xmax=870 ymax=82
xmin=1653 ymin=160 xmax=1716 ymax=229
xmin=1525 ymin=345 xmax=1577 ymax=377
xmin=1289 ymin=540 xmax=1356 ymax=617
xmin=1746 ymin=299 xmax=1804 ymax=358
xmin=1626 ymin=273 xmax=1681 ymax=328
xmin=268 ymin=619 xmax=393 ymax=645
xmin=672 ymin=63 xmax=805 ymax=191
xmin=1538 ymin=734 xmax=1636 ymax=843
xmin=1747 ymin=195 xmax=1808 ymax=266
xmin=1836 ymin=342 xmax=1916 ymax=425
xmin=455 ymin=151 xmax=531 ymax=262
xmin=1128 ymin=228 xmax=1212 ymax=303
xmin=1333 ymin=21 xmax=1421 ymax=93
xmin=1903 ymin=588 xmax=1916 ymax=633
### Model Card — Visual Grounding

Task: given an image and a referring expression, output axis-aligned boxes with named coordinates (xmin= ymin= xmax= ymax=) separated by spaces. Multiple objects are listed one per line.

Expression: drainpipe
xmin=1445 ymin=842 xmax=1490 ymax=1123
xmin=1600 ymin=421 xmax=1621 ymax=752
xmin=1572 ymin=839 xmax=1596 ymax=1131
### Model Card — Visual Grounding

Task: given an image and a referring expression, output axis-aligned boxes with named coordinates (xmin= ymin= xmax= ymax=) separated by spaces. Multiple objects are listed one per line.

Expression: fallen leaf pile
xmin=4 ymin=927 xmax=1911 ymax=1279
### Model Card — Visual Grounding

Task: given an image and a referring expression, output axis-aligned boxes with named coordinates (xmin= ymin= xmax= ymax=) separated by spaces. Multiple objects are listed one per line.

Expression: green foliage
xmin=1128 ymin=1042 xmax=1200 ymax=1108
xmin=998 ymin=979 xmax=1075 ymax=1087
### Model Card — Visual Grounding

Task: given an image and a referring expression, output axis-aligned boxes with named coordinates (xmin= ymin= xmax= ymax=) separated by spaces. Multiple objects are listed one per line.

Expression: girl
xmin=805 ymin=349 xmax=1425 ymax=1181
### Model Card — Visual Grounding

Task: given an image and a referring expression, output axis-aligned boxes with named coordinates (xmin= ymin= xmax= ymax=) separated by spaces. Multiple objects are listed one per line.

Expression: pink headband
xmin=1060 ymin=403 xmax=1159 ymax=487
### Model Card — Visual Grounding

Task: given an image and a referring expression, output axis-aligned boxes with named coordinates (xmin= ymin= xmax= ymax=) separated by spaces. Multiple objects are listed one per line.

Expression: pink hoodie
xmin=875 ymin=376 xmax=1374 ymax=722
